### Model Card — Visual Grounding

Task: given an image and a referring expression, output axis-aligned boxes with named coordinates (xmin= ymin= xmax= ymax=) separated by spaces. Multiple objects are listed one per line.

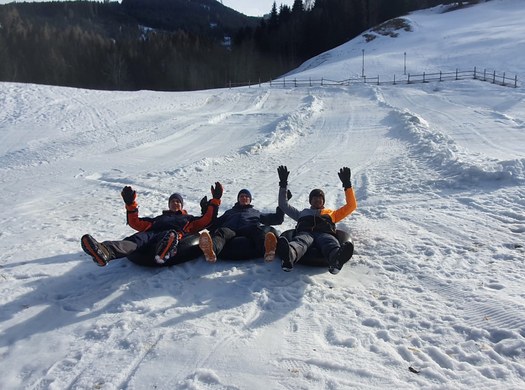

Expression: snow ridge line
xmin=369 ymin=84 xmax=525 ymax=187
xmin=247 ymin=94 xmax=324 ymax=154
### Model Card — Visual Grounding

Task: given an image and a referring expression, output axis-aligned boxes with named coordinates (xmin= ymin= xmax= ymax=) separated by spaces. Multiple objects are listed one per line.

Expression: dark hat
xmin=168 ymin=192 xmax=184 ymax=207
xmin=237 ymin=188 xmax=252 ymax=201
xmin=309 ymin=188 xmax=325 ymax=204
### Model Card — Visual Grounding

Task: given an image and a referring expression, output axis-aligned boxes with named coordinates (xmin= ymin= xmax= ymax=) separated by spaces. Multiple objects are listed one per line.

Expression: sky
xmin=1 ymin=0 xmax=524 ymax=389
xmin=222 ymin=0 xmax=295 ymax=16
xmin=0 ymin=0 xmax=296 ymax=16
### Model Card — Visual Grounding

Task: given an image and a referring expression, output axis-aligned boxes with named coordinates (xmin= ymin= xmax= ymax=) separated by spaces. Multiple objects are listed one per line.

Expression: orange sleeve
xmin=125 ymin=202 xmax=153 ymax=232
xmin=329 ymin=187 xmax=357 ymax=223
xmin=183 ymin=198 xmax=221 ymax=234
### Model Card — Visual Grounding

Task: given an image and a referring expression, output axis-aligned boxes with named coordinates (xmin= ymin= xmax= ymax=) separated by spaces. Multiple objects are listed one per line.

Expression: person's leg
xmin=277 ymin=231 xmax=314 ymax=271
xmin=81 ymin=233 xmax=142 ymax=266
xmin=313 ymin=232 xmax=340 ymax=261
xmin=314 ymin=232 xmax=353 ymax=274
xmin=81 ymin=234 xmax=115 ymax=266
xmin=238 ymin=226 xmax=266 ymax=256
xmin=199 ymin=227 xmax=236 ymax=262
xmin=153 ymin=230 xmax=179 ymax=264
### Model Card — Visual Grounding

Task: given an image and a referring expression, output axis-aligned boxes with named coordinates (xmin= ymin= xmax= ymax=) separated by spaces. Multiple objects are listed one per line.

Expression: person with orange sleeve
xmin=81 ymin=182 xmax=223 ymax=267
xmin=276 ymin=166 xmax=356 ymax=274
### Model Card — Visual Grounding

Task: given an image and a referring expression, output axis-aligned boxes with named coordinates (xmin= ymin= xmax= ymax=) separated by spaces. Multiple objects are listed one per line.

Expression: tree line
xmin=0 ymin=0 xmax=479 ymax=91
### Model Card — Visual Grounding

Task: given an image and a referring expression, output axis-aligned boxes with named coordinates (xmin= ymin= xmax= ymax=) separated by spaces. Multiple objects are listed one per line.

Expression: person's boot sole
xmin=199 ymin=231 xmax=217 ymax=262
xmin=155 ymin=231 xmax=178 ymax=264
xmin=81 ymin=234 xmax=108 ymax=267
xmin=264 ymin=232 xmax=277 ymax=262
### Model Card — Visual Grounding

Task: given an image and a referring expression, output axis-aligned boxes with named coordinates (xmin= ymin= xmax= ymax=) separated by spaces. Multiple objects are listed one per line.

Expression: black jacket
xmin=211 ymin=203 xmax=283 ymax=232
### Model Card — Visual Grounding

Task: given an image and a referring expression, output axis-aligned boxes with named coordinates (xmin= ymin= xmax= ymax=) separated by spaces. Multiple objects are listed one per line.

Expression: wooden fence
xmin=228 ymin=67 xmax=519 ymax=89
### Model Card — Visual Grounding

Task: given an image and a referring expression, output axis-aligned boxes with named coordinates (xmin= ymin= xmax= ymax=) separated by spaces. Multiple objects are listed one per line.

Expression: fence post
xmin=423 ymin=72 xmax=426 ymax=83
xmin=393 ymin=74 xmax=396 ymax=85
xmin=321 ymin=78 xmax=324 ymax=86
xmin=483 ymin=69 xmax=487 ymax=81
xmin=310 ymin=77 xmax=312 ymax=87
xmin=473 ymin=66 xmax=477 ymax=79
xmin=407 ymin=73 xmax=410 ymax=84
xmin=503 ymin=72 xmax=506 ymax=86
xmin=493 ymin=71 xmax=496 ymax=84
xmin=455 ymin=69 xmax=459 ymax=80
xmin=377 ymin=76 xmax=380 ymax=85
xmin=283 ymin=77 xmax=286 ymax=87
xmin=439 ymin=71 xmax=442 ymax=82
xmin=515 ymin=75 xmax=518 ymax=88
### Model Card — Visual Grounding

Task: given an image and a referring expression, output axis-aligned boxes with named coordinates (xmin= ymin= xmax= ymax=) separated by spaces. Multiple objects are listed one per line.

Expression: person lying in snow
xmin=81 ymin=182 xmax=223 ymax=267
xmin=198 ymin=188 xmax=289 ymax=262
xmin=275 ymin=165 xmax=357 ymax=274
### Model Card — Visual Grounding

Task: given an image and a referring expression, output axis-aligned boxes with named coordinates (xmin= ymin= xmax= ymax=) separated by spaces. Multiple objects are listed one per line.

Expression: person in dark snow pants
xmin=81 ymin=182 xmax=223 ymax=267
xmin=275 ymin=165 xmax=357 ymax=274
xmin=198 ymin=188 xmax=287 ymax=262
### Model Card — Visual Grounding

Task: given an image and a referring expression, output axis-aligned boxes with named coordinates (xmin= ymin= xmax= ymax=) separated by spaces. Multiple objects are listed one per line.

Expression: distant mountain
xmin=0 ymin=0 xmax=258 ymax=39
xmin=121 ymin=0 xmax=259 ymax=35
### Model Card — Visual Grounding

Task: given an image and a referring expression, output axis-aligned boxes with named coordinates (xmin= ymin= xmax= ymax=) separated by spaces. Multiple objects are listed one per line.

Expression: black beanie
xmin=237 ymin=189 xmax=252 ymax=201
xmin=168 ymin=193 xmax=184 ymax=207
xmin=309 ymin=188 xmax=325 ymax=204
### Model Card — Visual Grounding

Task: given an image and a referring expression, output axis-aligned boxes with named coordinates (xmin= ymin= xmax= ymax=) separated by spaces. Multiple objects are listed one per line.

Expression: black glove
xmin=200 ymin=196 xmax=208 ymax=215
xmin=338 ymin=167 xmax=352 ymax=189
xmin=286 ymin=189 xmax=293 ymax=200
xmin=211 ymin=182 xmax=223 ymax=199
xmin=121 ymin=186 xmax=136 ymax=205
xmin=277 ymin=165 xmax=289 ymax=188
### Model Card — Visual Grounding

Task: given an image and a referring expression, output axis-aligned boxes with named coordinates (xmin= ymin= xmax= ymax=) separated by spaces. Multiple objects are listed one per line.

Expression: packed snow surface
xmin=1 ymin=1 xmax=524 ymax=389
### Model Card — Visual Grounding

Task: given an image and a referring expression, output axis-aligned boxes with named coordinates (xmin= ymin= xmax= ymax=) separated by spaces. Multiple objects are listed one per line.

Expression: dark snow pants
xmin=212 ymin=226 xmax=266 ymax=256
xmin=102 ymin=230 xmax=168 ymax=259
xmin=289 ymin=231 xmax=340 ymax=265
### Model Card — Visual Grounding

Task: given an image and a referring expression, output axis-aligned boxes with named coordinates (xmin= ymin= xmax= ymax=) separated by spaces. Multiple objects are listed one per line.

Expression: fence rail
xmin=228 ymin=67 xmax=519 ymax=89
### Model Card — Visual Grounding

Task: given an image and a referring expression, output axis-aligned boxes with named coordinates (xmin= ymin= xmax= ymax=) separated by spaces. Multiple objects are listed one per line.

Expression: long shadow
xmin=0 ymin=252 xmax=327 ymax=347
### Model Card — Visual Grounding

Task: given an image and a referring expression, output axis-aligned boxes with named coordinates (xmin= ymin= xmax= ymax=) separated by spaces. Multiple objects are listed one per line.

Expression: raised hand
xmin=211 ymin=182 xmax=223 ymax=199
xmin=121 ymin=186 xmax=136 ymax=205
xmin=277 ymin=165 xmax=289 ymax=188
xmin=338 ymin=167 xmax=352 ymax=189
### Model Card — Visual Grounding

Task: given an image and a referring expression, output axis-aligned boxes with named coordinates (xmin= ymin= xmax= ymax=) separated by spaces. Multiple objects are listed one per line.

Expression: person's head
xmin=168 ymin=193 xmax=184 ymax=212
xmin=309 ymin=188 xmax=325 ymax=209
xmin=237 ymin=189 xmax=252 ymax=206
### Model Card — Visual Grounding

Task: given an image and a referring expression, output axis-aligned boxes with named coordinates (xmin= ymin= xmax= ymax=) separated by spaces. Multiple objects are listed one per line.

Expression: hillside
xmin=0 ymin=1 xmax=524 ymax=389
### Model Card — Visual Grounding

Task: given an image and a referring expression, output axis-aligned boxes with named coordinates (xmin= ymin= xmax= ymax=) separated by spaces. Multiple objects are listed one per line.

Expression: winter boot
xmin=277 ymin=236 xmax=296 ymax=272
xmin=81 ymin=234 xmax=111 ymax=267
xmin=199 ymin=231 xmax=217 ymax=262
xmin=328 ymin=241 xmax=354 ymax=275
xmin=154 ymin=230 xmax=178 ymax=264
xmin=263 ymin=232 xmax=278 ymax=262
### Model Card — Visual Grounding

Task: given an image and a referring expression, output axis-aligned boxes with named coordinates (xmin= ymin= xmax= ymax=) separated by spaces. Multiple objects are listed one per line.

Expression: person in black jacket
xmin=198 ymin=189 xmax=285 ymax=262
xmin=81 ymin=183 xmax=223 ymax=267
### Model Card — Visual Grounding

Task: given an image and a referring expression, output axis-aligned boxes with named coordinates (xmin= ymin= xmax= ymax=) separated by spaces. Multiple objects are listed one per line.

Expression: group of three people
xmin=81 ymin=165 xmax=357 ymax=274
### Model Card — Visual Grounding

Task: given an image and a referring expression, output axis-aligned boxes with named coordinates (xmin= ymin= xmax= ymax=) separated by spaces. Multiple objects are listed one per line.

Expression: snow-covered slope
xmin=1 ymin=1 xmax=524 ymax=389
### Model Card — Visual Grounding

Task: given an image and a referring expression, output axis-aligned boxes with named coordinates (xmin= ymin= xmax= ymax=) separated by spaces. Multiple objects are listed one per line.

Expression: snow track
xmin=2 ymin=1 xmax=525 ymax=385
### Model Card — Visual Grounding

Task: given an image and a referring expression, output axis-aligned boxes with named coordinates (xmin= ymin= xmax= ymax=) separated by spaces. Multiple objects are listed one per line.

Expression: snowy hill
xmin=1 ymin=1 xmax=524 ymax=389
